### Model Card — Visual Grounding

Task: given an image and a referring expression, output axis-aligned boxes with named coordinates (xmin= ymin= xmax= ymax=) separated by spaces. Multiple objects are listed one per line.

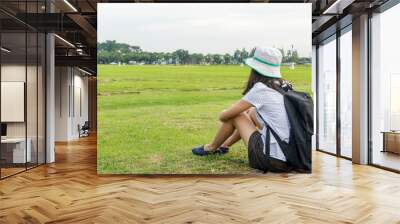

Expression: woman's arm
xmin=219 ymin=100 xmax=253 ymax=122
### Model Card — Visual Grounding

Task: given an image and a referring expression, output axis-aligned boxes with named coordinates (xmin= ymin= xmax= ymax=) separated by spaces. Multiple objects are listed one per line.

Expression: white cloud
xmin=98 ymin=3 xmax=311 ymax=57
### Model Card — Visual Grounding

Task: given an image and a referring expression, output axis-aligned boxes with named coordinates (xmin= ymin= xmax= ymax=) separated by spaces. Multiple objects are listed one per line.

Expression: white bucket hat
xmin=244 ymin=46 xmax=282 ymax=78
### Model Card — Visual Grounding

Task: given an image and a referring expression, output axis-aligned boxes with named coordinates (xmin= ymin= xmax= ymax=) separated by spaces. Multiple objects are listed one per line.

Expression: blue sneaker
xmin=192 ymin=145 xmax=229 ymax=156
xmin=192 ymin=145 xmax=216 ymax=156
xmin=218 ymin=146 xmax=229 ymax=154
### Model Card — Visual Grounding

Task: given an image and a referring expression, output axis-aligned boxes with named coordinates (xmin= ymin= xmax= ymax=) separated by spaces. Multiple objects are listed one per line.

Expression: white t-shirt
xmin=242 ymin=82 xmax=290 ymax=161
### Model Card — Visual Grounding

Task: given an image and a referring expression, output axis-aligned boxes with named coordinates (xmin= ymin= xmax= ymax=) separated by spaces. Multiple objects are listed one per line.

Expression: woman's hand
xmin=219 ymin=100 xmax=252 ymax=122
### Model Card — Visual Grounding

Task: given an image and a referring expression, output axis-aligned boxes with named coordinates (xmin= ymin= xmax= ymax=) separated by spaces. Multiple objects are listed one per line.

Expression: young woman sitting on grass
xmin=192 ymin=46 xmax=292 ymax=172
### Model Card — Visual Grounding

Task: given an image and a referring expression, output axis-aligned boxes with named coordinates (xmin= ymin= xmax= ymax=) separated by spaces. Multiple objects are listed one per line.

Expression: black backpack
xmin=257 ymin=89 xmax=313 ymax=173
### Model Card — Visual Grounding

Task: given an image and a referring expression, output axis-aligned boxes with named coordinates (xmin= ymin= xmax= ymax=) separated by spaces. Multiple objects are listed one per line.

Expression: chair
xmin=79 ymin=121 xmax=90 ymax=138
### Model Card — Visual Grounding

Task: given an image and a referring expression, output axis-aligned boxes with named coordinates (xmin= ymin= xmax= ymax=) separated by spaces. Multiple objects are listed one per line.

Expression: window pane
xmin=38 ymin=33 xmax=45 ymax=165
xmin=318 ymin=37 xmax=337 ymax=154
xmin=27 ymin=31 xmax=38 ymax=169
xmin=371 ymin=4 xmax=400 ymax=171
xmin=0 ymin=0 xmax=46 ymax=179
xmin=340 ymin=29 xmax=352 ymax=158
xmin=1 ymin=31 xmax=27 ymax=177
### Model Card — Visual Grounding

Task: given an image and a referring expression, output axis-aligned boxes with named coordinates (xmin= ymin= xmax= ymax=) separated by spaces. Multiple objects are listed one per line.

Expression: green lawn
xmin=97 ymin=65 xmax=311 ymax=174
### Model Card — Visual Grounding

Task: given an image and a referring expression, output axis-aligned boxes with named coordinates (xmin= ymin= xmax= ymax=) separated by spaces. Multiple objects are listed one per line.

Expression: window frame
xmin=315 ymin=24 xmax=353 ymax=160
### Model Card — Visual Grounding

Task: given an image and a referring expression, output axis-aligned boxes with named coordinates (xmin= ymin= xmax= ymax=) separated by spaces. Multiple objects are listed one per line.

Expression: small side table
xmin=1 ymin=138 xmax=32 ymax=164
xmin=382 ymin=131 xmax=400 ymax=154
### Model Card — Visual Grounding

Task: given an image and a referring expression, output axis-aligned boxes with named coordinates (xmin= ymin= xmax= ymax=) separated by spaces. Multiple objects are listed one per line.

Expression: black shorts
xmin=248 ymin=131 xmax=290 ymax=173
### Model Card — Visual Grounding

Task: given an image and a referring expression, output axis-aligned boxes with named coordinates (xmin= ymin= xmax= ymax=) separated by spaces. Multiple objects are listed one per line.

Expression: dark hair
xmin=242 ymin=69 xmax=290 ymax=95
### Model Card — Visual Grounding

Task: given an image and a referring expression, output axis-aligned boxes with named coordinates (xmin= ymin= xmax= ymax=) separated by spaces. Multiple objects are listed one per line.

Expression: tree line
xmin=97 ymin=40 xmax=311 ymax=65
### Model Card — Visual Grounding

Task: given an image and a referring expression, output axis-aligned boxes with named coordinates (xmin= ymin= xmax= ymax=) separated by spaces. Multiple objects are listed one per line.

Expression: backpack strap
xmin=264 ymin=123 xmax=271 ymax=173
xmin=256 ymin=111 xmax=293 ymax=173
xmin=256 ymin=111 xmax=288 ymax=155
xmin=256 ymin=111 xmax=296 ymax=174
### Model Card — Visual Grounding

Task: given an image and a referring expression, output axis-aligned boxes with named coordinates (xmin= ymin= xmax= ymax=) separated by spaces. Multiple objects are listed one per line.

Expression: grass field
xmin=97 ymin=65 xmax=311 ymax=174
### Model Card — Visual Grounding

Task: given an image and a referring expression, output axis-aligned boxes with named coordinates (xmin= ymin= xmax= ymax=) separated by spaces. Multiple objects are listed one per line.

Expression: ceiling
xmin=0 ymin=0 xmax=98 ymax=74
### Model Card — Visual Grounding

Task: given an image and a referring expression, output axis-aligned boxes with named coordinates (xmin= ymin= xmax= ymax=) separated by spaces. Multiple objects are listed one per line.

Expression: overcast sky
xmin=98 ymin=4 xmax=311 ymax=57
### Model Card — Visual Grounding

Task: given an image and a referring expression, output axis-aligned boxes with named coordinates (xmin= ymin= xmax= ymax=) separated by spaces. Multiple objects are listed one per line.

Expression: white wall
xmin=1 ymin=64 xmax=26 ymax=82
xmin=1 ymin=82 xmax=25 ymax=122
xmin=55 ymin=67 xmax=89 ymax=141
xmin=55 ymin=67 xmax=70 ymax=141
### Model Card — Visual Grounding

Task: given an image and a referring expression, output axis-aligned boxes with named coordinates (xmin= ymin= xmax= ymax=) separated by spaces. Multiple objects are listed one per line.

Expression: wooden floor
xmin=372 ymin=151 xmax=400 ymax=171
xmin=1 ymin=136 xmax=400 ymax=223
xmin=0 ymin=167 xmax=26 ymax=178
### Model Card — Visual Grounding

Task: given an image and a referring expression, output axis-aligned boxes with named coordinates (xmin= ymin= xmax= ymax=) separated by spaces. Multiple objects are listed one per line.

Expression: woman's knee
xmin=232 ymin=112 xmax=249 ymax=126
xmin=245 ymin=108 xmax=252 ymax=114
xmin=232 ymin=112 xmax=257 ymax=144
xmin=247 ymin=108 xmax=262 ymax=129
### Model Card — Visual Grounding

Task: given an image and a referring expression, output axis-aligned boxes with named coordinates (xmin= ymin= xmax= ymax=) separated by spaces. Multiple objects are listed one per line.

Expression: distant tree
xmin=191 ymin=53 xmax=204 ymax=64
xmin=297 ymin=57 xmax=311 ymax=64
xmin=129 ymin=46 xmax=142 ymax=52
xmin=233 ymin=49 xmax=242 ymax=64
xmin=240 ymin=48 xmax=249 ymax=63
xmin=291 ymin=49 xmax=299 ymax=62
xmin=223 ymin=53 xmax=233 ymax=64
xmin=204 ymin=54 xmax=213 ymax=64
xmin=174 ymin=49 xmax=190 ymax=64
xmin=278 ymin=48 xmax=285 ymax=60
xmin=212 ymin=54 xmax=222 ymax=64
xmin=97 ymin=41 xmax=310 ymax=65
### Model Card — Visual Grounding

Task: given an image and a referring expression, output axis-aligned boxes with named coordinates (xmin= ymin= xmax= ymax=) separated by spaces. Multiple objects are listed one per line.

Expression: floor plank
xmin=0 ymin=135 xmax=400 ymax=223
